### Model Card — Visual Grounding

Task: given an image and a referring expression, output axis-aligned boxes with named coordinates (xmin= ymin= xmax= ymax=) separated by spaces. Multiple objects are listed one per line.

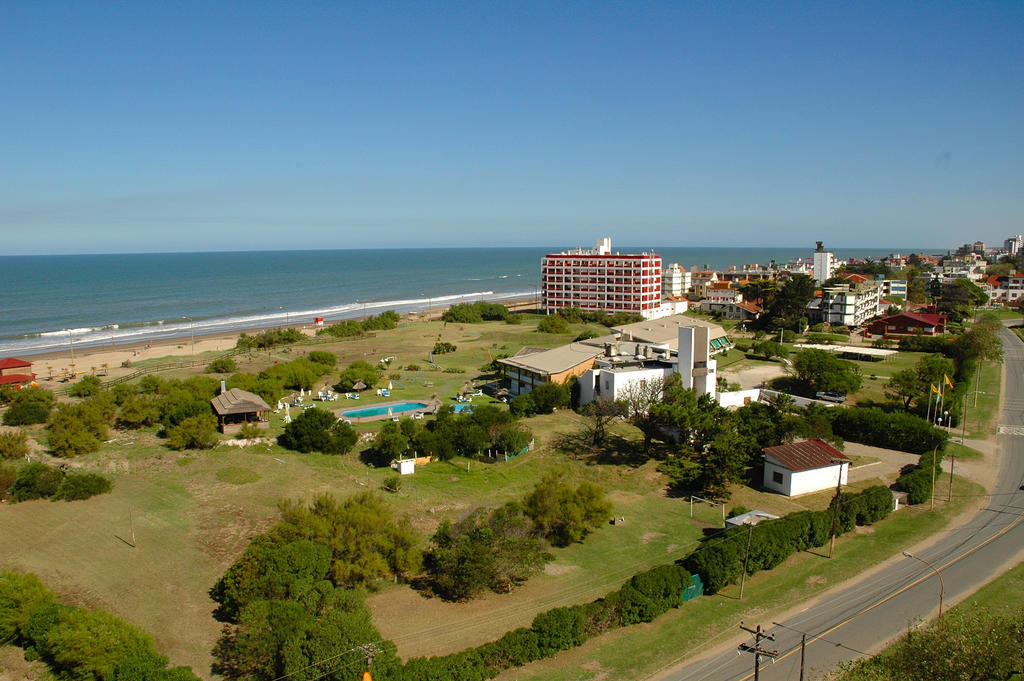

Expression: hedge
xmin=397 ymin=563 xmax=699 ymax=680
xmin=684 ymin=486 xmax=892 ymax=594
xmin=829 ymin=407 xmax=947 ymax=454
xmin=894 ymin=447 xmax=944 ymax=505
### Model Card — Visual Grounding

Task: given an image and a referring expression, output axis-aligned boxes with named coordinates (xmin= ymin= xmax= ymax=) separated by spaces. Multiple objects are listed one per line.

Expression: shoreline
xmin=15 ymin=296 xmax=539 ymax=384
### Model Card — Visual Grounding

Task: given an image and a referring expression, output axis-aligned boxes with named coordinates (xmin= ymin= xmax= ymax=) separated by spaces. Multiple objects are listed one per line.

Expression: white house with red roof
xmin=763 ymin=439 xmax=849 ymax=497
xmin=0 ymin=358 xmax=36 ymax=388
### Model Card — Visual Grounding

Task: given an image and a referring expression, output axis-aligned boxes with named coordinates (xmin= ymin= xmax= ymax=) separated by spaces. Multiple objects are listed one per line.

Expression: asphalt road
xmin=663 ymin=326 xmax=1024 ymax=681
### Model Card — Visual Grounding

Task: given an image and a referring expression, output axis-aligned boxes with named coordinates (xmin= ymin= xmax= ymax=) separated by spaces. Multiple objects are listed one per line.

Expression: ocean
xmin=0 ymin=246 xmax=912 ymax=356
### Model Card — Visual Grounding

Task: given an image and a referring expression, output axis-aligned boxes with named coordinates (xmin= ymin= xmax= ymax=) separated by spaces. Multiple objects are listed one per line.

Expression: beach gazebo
xmin=211 ymin=388 xmax=272 ymax=434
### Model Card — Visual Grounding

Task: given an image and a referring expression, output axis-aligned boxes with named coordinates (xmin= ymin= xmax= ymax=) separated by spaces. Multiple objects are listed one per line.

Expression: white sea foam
xmin=1 ymin=289 xmax=533 ymax=356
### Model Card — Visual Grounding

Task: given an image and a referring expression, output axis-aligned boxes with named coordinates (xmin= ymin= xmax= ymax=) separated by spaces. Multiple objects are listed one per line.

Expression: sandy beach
xmin=13 ymin=296 xmax=538 ymax=387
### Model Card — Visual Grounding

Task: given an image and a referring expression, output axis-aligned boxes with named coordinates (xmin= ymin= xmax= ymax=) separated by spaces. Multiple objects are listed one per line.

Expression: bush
xmin=523 ymin=476 xmax=611 ymax=547
xmin=441 ymin=302 xmax=509 ymax=324
xmin=12 ymin=463 xmax=64 ymax=501
xmin=383 ymin=474 xmax=402 ymax=492
xmin=684 ymin=486 xmax=892 ymax=593
xmin=306 ymin=350 xmax=336 ymax=369
xmin=236 ymin=328 xmax=303 ymax=350
xmin=52 ymin=472 xmax=112 ymax=501
xmin=3 ymin=388 xmax=55 ymax=426
xmin=433 ymin=341 xmax=457 ymax=355
xmin=336 ymin=360 xmax=378 ymax=391
xmin=537 ymin=316 xmax=571 ymax=334
xmin=236 ymin=423 xmax=262 ymax=440
xmin=166 ymin=415 xmax=219 ymax=451
xmin=830 ymin=407 xmax=946 ymax=453
xmin=48 ymin=403 xmax=109 ymax=457
xmin=529 ymin=382 xmax=569 ymax=414
xmin=206 ymin=358 xmax=238 ymax=374
xmin=0 ymin=431 xmax=30 ymax=460
xmin=68 ymin=375 xmax=102 ymax=398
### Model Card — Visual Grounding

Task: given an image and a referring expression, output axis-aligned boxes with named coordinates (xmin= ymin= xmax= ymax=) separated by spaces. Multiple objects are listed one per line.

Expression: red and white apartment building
xmin=541 ymin=238 xmax=665 ymax=319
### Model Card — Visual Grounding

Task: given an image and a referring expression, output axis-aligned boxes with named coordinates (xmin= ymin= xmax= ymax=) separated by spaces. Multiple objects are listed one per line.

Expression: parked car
xmin=816 ymin=391 xmax=847 ymax=403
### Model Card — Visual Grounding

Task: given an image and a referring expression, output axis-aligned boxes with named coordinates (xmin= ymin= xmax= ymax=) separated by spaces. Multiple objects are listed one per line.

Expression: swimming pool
xmin=453 ymin=404 xmax=473 ymax=413
xmin=340 ymin=402 xmax=428 ymax=419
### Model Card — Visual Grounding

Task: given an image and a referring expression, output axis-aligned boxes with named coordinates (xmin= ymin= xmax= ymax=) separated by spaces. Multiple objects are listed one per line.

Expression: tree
xmin=765 ymin=274 xmax=816 ymax=330
xmin=117 ymin=394 xmax=160 ymax=429
xmin=306 ymin=351 xmax=336 ymax=369
xmin=0 ymin=430 xmax=30 ymax=460
xmin=578 ymin=398 xmax=627 ymax=449
xmin=48 ymin=403 xmax=109 ymax=457
xmin=432 ymin=341 xmax=457 ymax=354
xmin=426 ymin=503 xmax=549 ymax=601
xmin=2 ymin=388 xmax=55 ymax=426
xmin=68 ymin=375 xmax=102 ymax=398
xmin=750 ymin=340 xmax=789 ymax=361
xmin=791 ymin=348 xmax=862 ymax=395
xmin=369 ymin=421 xmax=408 ymax=465
xmin=335 ymin=361 xmax=378 ymax=391
xmin=279 ymin=408 xmax=338 ymax=453
xmin=620 ymin=376 xmax=673 ymax=453
xmin=522 ymin=476 xmax=611 ymax=547
xmin=166 ymin=415 xmax=219 ymax=450
xmin=270 ymin=492 xmax=421 ymax=586
xmin=206 ymin=358 xmax=238 ymax=374
xmin=528 ymin=382 xmax=569 ymax=414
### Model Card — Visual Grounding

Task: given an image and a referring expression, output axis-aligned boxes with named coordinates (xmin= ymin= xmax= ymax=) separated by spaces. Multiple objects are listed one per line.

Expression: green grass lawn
xmin=493 ymin=475 xmax=985 ymax=681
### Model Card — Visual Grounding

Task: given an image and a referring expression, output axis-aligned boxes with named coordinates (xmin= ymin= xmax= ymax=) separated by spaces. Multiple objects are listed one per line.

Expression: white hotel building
xmin=541 ymin=238 xmax=664 ymax=319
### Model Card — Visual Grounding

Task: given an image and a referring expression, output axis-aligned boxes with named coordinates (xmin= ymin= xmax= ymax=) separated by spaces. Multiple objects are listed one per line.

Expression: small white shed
xmin=392 ymin=458 xmax=415 ymax=475
xmin=763 ymin=440 xmax=849 ymax=497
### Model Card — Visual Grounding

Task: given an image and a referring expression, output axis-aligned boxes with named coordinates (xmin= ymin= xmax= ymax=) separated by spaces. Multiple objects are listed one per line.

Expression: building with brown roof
xmin=211 ymin=387 xmax=272 ymax=434
xmin=763 ymin=439 xmax=849 ymax=497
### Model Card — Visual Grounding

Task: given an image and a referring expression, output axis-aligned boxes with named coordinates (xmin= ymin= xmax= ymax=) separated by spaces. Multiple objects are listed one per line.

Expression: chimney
xmin=220 ymin=380 xmax=227 ymax=395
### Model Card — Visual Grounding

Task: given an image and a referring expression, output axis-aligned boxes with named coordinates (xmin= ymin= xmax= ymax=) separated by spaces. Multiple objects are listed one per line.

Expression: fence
xmin=55 ymin=332 xmax=375 ymax=395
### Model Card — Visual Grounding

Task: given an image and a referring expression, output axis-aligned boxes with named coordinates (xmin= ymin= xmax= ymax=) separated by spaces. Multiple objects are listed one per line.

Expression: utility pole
xmin=738 ymin=622 xmax=777 ymax=681
xmin=739 ymin=522 xmax=754 ymax=600
xmin=930 ymin=445 xmax=937 ymax=511
xmin=828 ymin=457 xmax=845 ymax=558
xmin=799 ymin=632 xmax=806 ymax=681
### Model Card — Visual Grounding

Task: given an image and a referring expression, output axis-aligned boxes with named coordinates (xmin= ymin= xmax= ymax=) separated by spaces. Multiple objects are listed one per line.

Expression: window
xmin=772 ymin=471 xmax=783 ymax=485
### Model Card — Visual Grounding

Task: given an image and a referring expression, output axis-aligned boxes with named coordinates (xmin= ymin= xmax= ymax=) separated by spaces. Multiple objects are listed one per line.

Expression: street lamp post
xmin=183 ymin=317 xmax=195 ymax=360
xmin=902 ymin=551 xmax=944 ymax=617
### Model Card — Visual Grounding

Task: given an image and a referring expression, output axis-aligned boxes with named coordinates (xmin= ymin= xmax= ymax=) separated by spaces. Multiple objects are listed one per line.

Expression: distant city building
xmin=812 ymin=241 xmax=837 ymax=283
xmin=662 ymin=263 xmax=691 ymax=298
xmin=1004 ymin=235 xmax=1023 ymax=256
xmin=881 ymin=279 xmax=908 ymax=299
xmin=541 ymin=238 xmax=663 ymax=319
xmin=813 ymin=282 xmax=882 ymax=327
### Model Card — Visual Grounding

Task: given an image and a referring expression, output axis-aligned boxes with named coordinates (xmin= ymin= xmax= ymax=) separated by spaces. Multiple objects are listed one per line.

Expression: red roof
xmin=0 ymin=358 xmax=32 ymax=370
xmin=878 ymin=312 xmax=946 ymax=327
xmin=841 ymin=273 xmax=869 ymax=284
xmin=764 ymin=440 xmax=849 ymax=472
xmin=0 ymin=373 xmax=36 ymax=386
xmin=734 ymin=301 xmax=763 ymax=314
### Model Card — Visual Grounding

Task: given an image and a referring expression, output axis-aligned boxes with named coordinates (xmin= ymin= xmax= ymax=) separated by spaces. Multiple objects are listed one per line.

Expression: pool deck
xmin=334 ymin=398 xmax=442 ymax=424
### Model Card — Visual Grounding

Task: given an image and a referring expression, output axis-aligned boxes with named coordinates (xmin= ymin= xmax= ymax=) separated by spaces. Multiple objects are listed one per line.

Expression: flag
xmin=944 ymin=374 xmax=954 ymax=390
xmin=930 ymin=384 xmax=939 ymax=394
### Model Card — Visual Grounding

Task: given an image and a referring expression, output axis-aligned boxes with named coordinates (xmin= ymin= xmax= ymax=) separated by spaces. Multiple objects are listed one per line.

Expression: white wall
xmin=764 ymin=458 xmax=848 ymax=497
xmin=578 ymin=366 xmax=673 ymax=407
xmin=717 ymin=389 xmax=762 ymax=408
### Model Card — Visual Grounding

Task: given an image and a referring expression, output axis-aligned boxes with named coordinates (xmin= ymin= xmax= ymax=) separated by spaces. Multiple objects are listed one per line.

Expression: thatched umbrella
xmin=352 ymin=380 xmax=367 ymax=391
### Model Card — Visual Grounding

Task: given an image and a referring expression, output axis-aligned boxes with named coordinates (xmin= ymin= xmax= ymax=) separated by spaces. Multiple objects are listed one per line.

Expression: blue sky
xmin=1 ymin=2 xmax=1021 ymax=254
